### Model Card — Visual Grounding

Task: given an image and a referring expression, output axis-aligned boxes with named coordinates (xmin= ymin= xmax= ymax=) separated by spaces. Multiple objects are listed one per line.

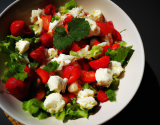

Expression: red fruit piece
xmin=97 ymin=21 xmax=114 ymax=36
xmin=89 ymin=56 xmax=110 ymax=70
xmin=97 ymin=90 xmax=108 ymax=102
xmin=112 ymin=29 xmax=122 ymax=41
xmin=93 ymin=40 xmax=100 ymax=46
xmin=81 ymin=70 xmax=96 ymax=83
xmin=5 ymin=77 xmax=27 ymax=99
xmin=63 ymin=14 xmax=74 ymax=26
xmin=32 ymin=86 xmax=45 ymax=100
xmin=36 ymin=68 xmax=49 ymax=84
xmin=40 ymin=33 xmax=53 ymax=48
xmin=10 ymin=20 xmax=32 ymax=36
xmin=71 ymin=42 xmax=81 ymax=52
xmin=78 ymin=59 xmax=90 ymax=71
xmin=111 ymin=43 xmax=121 ymax=51
xmin=61 ymin=94 xmax=71 ymax=104
xmin=30 ymin=46 xmax=46 ymax=64
xmin=41 ymin=15 xmax=52 ymax=31
xmin=100 ymin=45 xmax=112 ymax=56
xmin=44 ymin=4 xmax=56 ymax=15
xmin=63 ymin=66 xmax=81 ymax=83
xmin=66 ymin=93 xmax=77 ymax=98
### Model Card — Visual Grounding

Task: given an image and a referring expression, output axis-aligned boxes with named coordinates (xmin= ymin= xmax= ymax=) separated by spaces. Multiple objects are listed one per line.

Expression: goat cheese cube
xmin=30 ymin=8 xmax=44 ymax=23
xmin=51 ymin=54 xmax=77 ymax=70
xmin=95 ymin=68 xmax=113 ymax=87
xmin=111 ymin=61 xmax=124 ymax=76
xmin=44 ymin=93 xmax=65 ymax=113
xmin=77 ymin=89 xmax=97 ymax=109
xmin=15 ymin=39 xmax=30 ymax=54
xmin=48 ymin=48 xmax=58 ymax=60
xmin=77 ymin=96 xmax=97 ymax=109
xmin=48 ymin=76 xmax=68 ymax=93
xmin=33 ymin=16 xmax=43 ymax=35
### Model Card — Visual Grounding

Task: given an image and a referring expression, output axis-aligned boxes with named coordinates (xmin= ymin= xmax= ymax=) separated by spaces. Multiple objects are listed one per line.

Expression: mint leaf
xmin=53 ymin=18 xmax=90 ymax=51
xmin=105 ymin=89 xmax=116 ymax=102
xmin=68 ymin=18 xmax=90 ymax=41
xmin=65 ymin=0 xmax=77 ymax=10
xmin=43 ymin=61 xmax=59 ymax=72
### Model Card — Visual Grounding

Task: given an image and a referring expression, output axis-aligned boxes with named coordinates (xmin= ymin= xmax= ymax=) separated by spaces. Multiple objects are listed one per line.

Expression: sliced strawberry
xmin=89 ymin=56 xmax=110 ymax=70
xmin=100 ymin=45 xmax=112 ymax=56
xmin=97 ymin=21 xmax=114 ymax=36
xmin=78 ymin=59 xmax=90 ymax=71
xmin=93 ymin=40 xmax=101 ymax=46
xmin=111 ymin=43 xmax=121 ymax=51
xmin=61 ymin=94 xmax=71 ymax=104
xmin=71 ymin=42 xmax=81 ymax=52
xmin=63 ymin=66 xmax=81 ymax=84
xmin=66 ymin=93 xmax=77 ymax=98
xmin=63 ymin=14 xmax=74 ymax=26
xmin=76 ymin=39 xmax=88 ymax=48
xmin=41 ymin=15 xmax=52 ymax=31
xmin=44 ymin=4 xmax=56 ymax=15
xmin=40 ymin=33 xmax=53 ymax=48
xmin=97 ymin=90 xmax=108 ymax=102
xmin=81 ymin=70 xmax=96 ymax=83
xmin=5 ymin=77 xmax=28 ymax=99
xmin=32 ymin=86 xmax=45 ymax=100
xmin=112 ymin=29 xmax=122 ymax=41
xmin=30 ymin=46 xmax=46 ymax=64
xmin=36 ymin=68 xmax=49 ymax=84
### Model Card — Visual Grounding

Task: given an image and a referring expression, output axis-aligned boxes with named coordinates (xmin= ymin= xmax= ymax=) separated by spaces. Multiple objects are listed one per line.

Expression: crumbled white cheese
xmin=95 ymin=68 xmax=113 ymax=87
xmin=33 ymin=16 xmax=43 ymax=35
xmin=44 ymin=93 xmax=65 ymax=113
xmin=15 ymin=39 xmax=30 ymax=54
xmin=68 ymin=6 xmax=85 ymax=18
xmin=30 ymin=8 xmax=44 ymax=23
xmin=111 ymin=61 xmax=124 ymax=76
xmin=76 ymin=45 xmax=90 ymax=58
xmin=77 ymin=89 xmax=97 ymax=109
xmin=97 ymin=42 xmax=108 ymax=47
xmin=88 ymin=10 xmax=104 ymax=22
xmin=48 ymin=20 xmax=61 ymax=33
xmin=85 ymin=18 xmax=97 ymax=31
xmin=48 ymin=48 xmax=58 ymax=60
xmin=47 ymin=76 xmax=68 ymax=93
xmin=51 ymin=54 xmax=78 ymax=70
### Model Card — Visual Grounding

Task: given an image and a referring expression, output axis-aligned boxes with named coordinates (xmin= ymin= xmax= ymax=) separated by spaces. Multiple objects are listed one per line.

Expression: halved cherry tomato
xmin=97 ymin=90 xmax=108 ymax=102
xmin=81 ymin=70 xmax=96 ymax=83
xmin=63 ymin=66 xmax=81 ymax=83
xmin=89 ymin=56 xmax=110 ymax=70
xmin=111 ymin=43 xmax=120 ymax=51
xmin=97 ymin=21 xmax=114 ymax=36
xmin=44 ymin=4 xmax=56 ymax=15
xmin=41 ymin=15 xmax=52 ymax=31
xmin=71 ymin=42 xmax=81 ymax=52
xmin=10 ymin=20 xmax=32 ymax=36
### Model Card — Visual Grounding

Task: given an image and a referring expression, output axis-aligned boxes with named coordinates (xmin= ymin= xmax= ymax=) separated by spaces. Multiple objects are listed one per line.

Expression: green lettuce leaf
xmin=105 ymin=89 xmax=116 ymax=102
xmin=59 ymin=0 xmax=77 ymax=13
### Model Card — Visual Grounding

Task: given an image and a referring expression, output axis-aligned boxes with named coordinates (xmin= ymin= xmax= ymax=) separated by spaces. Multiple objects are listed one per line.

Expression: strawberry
xmin=111 ymin=43 xmax=121 ymax=51
xmin=93 ymin=40 xmax=100 ymax=46
xmin=5 ymin=77 xmax=28 ymax=99
xmin=71 ymin=42 xmax=81 ymax=52
xmin=10 ymin=20 xmax=32 ymax=36
xmin=99 ymin=45 xmax=112 ymax=56
xmin=36 ymin=68 xmax=49 ymax=84
xmin=81 ymin=70 xmax=96 ymax=83
xmin=89 ymin=56 xmax=110 ymax=70
xmin=44 ymin=4 xmax=56 ymax=15
xmin=61 ymin=94 xmax=71 ymax=104
xmin=63 ymin=14 xmax=74 ymax=26
xmin=40 ymin=33 xmax=53 ymax=48
xmin=78 ymin=59 xmax=90 ymax=71
xmin=30 ymin=46 xmax=46 ymax=64
xmin=97 ymin=21 xmax=114 ymax=36
xmin=63 ymin=66 xmax=81 ymax=83
xmin=112 ymin=29 xmax=122 ymax=41
xmin=97 ymin=90 xmax=108 ymax=102
xmin=41 ymin=15 xmax=52 ymax=31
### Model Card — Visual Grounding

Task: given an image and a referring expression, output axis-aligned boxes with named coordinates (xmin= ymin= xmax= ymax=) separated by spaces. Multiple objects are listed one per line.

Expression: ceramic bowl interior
xmin=0 ymin=0 xmax=145 ymax=125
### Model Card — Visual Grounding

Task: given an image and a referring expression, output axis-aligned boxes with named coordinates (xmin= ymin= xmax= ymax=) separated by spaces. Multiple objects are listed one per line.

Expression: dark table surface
xmin=0 ymin=0 xmax=160 ymax=125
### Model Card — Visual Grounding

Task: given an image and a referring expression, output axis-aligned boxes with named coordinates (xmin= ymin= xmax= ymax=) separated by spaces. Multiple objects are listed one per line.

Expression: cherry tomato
xmin=10 ymin=20 xmax=32 ymax=36
xmin=63 ymin=66 xmax=81 ymax=83
xmin=97 ymin=90 xmax=108 ymax=102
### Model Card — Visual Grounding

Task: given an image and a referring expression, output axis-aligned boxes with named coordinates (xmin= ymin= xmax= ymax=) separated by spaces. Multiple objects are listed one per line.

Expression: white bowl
xmin=0 ymin=0 xmax=145 ymax=125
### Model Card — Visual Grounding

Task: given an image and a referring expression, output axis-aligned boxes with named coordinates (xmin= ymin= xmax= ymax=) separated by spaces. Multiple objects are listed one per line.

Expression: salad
xmin=0 ymin=0 xmax=134 ymax=122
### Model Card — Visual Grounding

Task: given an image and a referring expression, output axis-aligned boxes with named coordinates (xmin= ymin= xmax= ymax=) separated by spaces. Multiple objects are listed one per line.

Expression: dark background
xmin=0 ymin=0 xmax=160 ymax=125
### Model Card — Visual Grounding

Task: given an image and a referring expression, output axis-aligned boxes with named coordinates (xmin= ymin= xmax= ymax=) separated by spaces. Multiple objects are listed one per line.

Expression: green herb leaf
xmin=105 ymin=89 xmax=116 ymax=102
xmin=43 ymin=61 xmax=59 ymax=72
xmin=108 ymin=76 xmax=119 ymax=90
xmin=55 ymin=109 xmax=66 ymax=120
xmin=65 ymin=0 xmax=77 ymax=10
xmin=83 ymin=83 xmax=98 ymax=94
xmin=51 ymin=16 xmax=60 ymax=23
